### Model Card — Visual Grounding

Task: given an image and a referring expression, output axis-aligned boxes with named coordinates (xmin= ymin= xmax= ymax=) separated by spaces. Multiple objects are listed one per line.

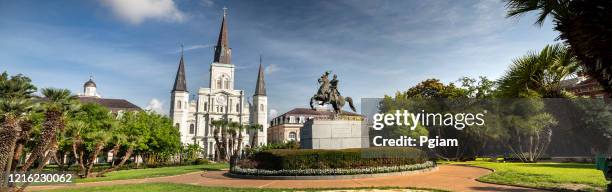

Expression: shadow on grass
xmin=515 ymin=163 xmax=595 ymax=169
xmin=469 ymin=186 xmax=543 ymax=192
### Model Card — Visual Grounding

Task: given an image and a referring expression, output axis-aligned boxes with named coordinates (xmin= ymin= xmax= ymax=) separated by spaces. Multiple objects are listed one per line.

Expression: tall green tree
xmin=505 ymin=0 xmax=612 ymax=93
xmin=499 ymin=97 xmax=558 ymax=162
xmin=139 ymin=111 xmax=179 ymax=168
xmin=68 ymin=103 xmax=114 ymax=177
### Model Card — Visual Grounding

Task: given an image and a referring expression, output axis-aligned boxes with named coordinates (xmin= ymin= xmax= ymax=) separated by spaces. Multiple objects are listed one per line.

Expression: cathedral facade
xmin=170 ymin=10 xmax=268 ymax=158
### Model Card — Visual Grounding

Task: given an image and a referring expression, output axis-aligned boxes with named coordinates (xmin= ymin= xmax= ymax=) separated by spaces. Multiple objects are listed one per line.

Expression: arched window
xmin=260 ymin=104 xmax=264 ymax=112
xmin=216 ymin=79 xmax=222 ymax=89
xmin=224 ymin=79 xmax=230 ymax=89
xmin=177 ymin=100 xmax=182 ymax=109
xmin=288 ymin=132 xmax=297 ymax=141
xmin=189 ymin=124 xmax=195 ymax=134
xmin=236 ymin=103 xmax=240 ymax=112
xmin=175 ymin=123 xmax=180 ymax=128
xmin=204 ymin=102 xmax=208 ymax=110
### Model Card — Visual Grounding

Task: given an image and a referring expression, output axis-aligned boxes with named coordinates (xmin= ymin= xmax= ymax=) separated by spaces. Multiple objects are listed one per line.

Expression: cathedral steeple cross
xmin=180 ymin=43 xmax=184 ymax=56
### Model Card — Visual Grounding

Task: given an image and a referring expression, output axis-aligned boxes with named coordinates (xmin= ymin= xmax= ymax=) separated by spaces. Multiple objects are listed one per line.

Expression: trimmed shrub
xmin=193 ymin=158 xmax=210 ymax=165
xmin=231 ymin=161 xmax=435 ymax=176
xmin=246 ymin=147 xmax=427 ymax=170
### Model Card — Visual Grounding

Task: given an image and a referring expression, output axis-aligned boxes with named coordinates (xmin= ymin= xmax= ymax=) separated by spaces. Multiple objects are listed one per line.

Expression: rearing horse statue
xmin=310 ymin=71 xmax=356 ymax=114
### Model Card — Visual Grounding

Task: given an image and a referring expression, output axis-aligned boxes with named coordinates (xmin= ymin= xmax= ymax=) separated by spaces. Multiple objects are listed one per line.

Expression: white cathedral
xmin=169 ymin=10 xmax=268 ymax=159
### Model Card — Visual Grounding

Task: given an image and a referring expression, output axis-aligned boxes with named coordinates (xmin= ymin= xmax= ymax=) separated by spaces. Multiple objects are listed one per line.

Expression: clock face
xmin=216 ymin=96 xmax=226 ymax=104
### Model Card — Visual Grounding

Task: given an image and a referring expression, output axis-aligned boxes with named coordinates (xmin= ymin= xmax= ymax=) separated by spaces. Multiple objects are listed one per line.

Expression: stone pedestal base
xmin=300 ymin=117 xmax=368 ymax=149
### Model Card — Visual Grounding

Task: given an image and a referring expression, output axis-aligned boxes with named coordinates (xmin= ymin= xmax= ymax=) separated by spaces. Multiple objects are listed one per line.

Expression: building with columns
xmin=169 ymin=9 xmax=268 ymax=159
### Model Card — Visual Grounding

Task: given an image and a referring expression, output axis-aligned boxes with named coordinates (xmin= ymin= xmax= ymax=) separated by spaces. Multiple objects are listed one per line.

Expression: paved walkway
xmin=28 ymin=165 xmax=545 ymax=192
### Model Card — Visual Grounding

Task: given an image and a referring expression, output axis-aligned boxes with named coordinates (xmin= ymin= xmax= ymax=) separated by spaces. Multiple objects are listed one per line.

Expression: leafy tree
xmin=561 ymin=99 xmax=612 ymax=154
xmin=458 ymin=76 xmax=496 ymax=99
xmin=68 ymin=103 xmax=115 ymax=177
xmin=498 ymin=97 xmax=558 ymax=162
xmin=184 ymin=144 xmax=201 ymax=161
xmin=405 ymin=79 xmax=467 ymax=99
xmin=95 ymin=110 xmax=142 ymax=176
xmin=140 ymin=111 xmax=179 ymax=167
xmin=505 ymin=0 xmax=612 ymax=93
xmin=377 ymin=92 xmax=429 ymax=140
xmin=380 ymin=78 xmax=504 ymax=160
xmin=65 ymin=120 xmax=87 ymax=173
xmin=399 ymin=79 xmax=475 ymax=159
xmin=456 ymin=77 xmax=507 ymax=157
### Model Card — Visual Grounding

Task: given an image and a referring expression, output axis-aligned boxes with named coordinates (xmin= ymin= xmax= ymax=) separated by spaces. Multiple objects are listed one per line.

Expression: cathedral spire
xmin=213 ymin=7 xmax=231 ymax=64
xmin=172 ymin=46 xmax=187 ymax=92
xmin=254 ymin=55 xmax=266 ymax=96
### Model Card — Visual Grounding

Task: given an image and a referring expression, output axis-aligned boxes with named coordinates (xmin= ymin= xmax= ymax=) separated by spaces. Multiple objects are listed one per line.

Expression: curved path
xmin=28 ymin=165 xmax=545 ymax=192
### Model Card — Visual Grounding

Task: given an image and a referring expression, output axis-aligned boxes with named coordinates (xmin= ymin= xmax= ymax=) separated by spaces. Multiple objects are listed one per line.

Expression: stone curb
xmin=224 ymin=166 xmax=438 ymax=180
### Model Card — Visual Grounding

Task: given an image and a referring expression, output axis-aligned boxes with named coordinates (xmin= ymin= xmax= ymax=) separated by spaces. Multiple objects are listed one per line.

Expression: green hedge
xmin=247 ymin=147 xmax=427 ymax=170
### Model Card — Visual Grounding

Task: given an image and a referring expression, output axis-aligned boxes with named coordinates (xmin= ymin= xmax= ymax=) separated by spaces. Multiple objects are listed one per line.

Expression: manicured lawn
xmin=76 ymin=163 xmax=228 ymax=183
xmin=446 ymin=160 xmax=607 ymax=191
xmin=42 ymin=183 xmax=442 ymax=192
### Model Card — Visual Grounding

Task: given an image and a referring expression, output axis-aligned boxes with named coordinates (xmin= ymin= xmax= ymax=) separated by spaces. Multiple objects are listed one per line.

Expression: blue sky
xmin=0 ymin=0 xmax=559 ymax=118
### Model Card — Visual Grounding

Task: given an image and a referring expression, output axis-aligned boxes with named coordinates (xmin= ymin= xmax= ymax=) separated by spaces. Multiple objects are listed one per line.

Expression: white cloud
xmin=264 ymin=64 xmax=279 ymax=74
xmin=101 ymin=0 xmax=185 ymax=25
xmin=268 ymin=108 xmax=279 ymax=120
xmin=200 ymin=0 xmax=214 ymax=7
xmin=173 ymin=44 xmax=213 ymax=53
xmin=145 ymin=98 xmax=165 ymax=114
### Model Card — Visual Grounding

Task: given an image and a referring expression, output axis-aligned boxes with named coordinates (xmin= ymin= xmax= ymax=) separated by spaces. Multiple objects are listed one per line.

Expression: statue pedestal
xmin=300 ymin=116 xmax=368 ymax=149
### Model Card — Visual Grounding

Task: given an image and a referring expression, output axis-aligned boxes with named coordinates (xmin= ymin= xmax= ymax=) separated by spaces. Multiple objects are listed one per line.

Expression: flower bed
xmin=230 ymin=161 xmax=435 ymax=176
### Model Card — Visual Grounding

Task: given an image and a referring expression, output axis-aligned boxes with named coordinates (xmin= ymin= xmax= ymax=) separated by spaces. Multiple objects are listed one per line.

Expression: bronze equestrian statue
xmin=310 ymin=71 xmax=356 ymax=114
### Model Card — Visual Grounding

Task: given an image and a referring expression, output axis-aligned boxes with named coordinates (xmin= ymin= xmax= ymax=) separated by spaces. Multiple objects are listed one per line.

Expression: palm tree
xmin=21 ymin=88 xmax=78 ymax=172
xmin=210 ymin=119 xmax=227 ymax=162
xmin=66 ymin=120 xmax=87 ymax=174
xmin=227 ymin=123 xmax=236 ymax=160
xmin=227 ymin=122 xmax=244 ymax=168
xmin=505 ymin=0 xmax=612 ymax=93
xmin=0 ymin=72 xmax=36 ymax=189
xmin=498 ymin=44 xmax=579 ymax=98
xmin=247 ymin=123 xmax=263 ymax=148
xmin=83 ymin=130 xmax=111 ymax=177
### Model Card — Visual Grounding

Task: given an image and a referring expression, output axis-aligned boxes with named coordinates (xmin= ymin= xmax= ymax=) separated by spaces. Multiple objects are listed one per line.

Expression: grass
xmin=76 ymin=163 xmax=228 ymax=183
xmin=445 ymin=160 xmax=607 ymax=191
xmin=41 ymin=183 xmax=445 ymax=192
